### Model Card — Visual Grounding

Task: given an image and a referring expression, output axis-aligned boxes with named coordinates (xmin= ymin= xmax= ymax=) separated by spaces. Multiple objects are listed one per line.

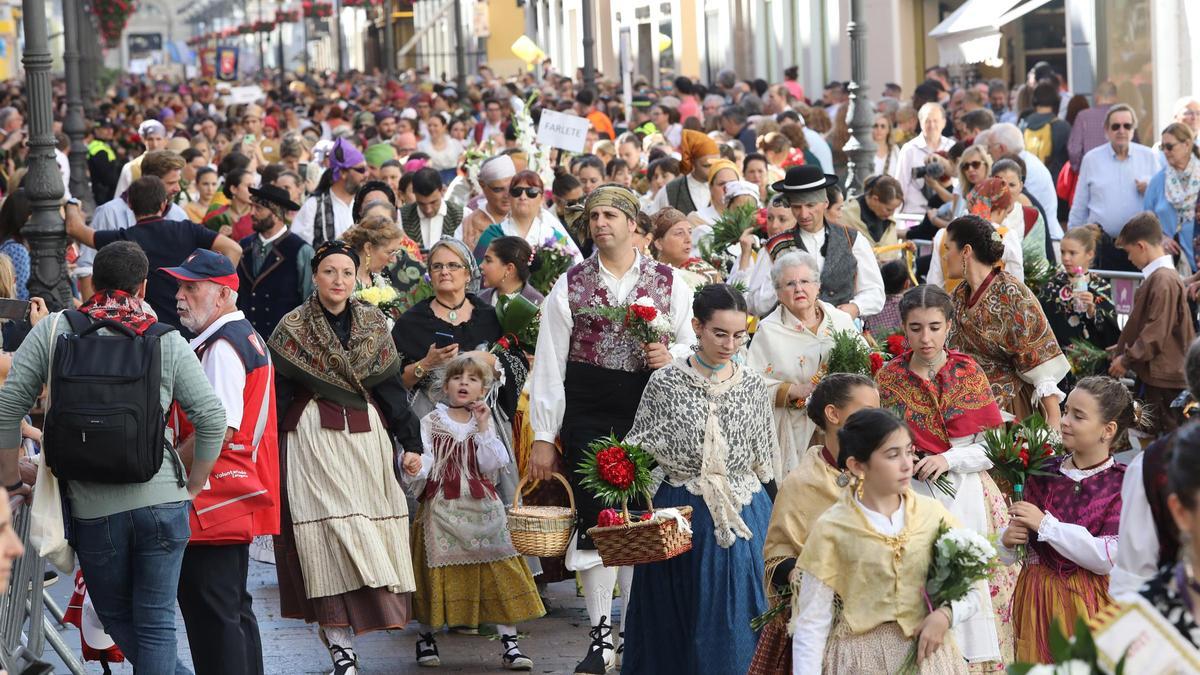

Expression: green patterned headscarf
xmin=581 ymin=183 xmax=640 ymax=222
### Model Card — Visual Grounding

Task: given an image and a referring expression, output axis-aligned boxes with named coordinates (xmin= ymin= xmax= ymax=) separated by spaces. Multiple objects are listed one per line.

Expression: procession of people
xmin=0 ymin=57 xmax=1194 ymax=675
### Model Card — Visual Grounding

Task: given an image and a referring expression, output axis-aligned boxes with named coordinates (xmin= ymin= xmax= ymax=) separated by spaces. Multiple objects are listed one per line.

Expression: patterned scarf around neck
xmin=78 ymin=290 xmax=157 ymax=335
xmin=1165 ymin=154 xmax=1200 ymax=225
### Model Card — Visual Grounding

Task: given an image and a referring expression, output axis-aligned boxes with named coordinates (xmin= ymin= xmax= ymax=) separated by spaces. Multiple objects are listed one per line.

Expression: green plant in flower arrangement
xmin=823 ymin=329 xmax=873 ymax=377
xmin=699 ymin=202 xmax=761 ymax=273
xmin=1005 ymin=616 xmax=1127 ymax=674
xmin=1064 ymin=338 xmax=1108 ymax=377
xmin=576 ymin=435 xmax=656 ymax=527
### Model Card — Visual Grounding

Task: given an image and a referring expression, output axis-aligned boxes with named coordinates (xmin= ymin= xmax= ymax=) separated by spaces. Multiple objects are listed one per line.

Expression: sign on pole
xmin=536 ymin=109 xmax=590 ymax=154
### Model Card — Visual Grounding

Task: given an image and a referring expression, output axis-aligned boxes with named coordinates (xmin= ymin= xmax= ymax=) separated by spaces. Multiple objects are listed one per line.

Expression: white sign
xmin=536 ymin=109 xmax=590 ymax=153
xmin=225 ymin=85 xmax=264 ymax=106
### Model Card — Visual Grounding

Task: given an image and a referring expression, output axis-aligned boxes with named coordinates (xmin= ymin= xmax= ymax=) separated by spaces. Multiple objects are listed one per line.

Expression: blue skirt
xmin=620 ymin=483 xmax=770 ymax=675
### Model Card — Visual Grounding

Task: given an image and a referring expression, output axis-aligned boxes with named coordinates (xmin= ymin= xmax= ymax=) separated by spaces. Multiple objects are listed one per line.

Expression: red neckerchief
xmin=78 ymin=290 xmax=156 ymax=335
xmin=966 ymin=269 xmax=999 ymax=308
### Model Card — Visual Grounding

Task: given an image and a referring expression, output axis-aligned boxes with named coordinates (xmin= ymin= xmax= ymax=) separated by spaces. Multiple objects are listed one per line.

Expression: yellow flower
xmin=357 ymin=285 xmax=397 ymax=306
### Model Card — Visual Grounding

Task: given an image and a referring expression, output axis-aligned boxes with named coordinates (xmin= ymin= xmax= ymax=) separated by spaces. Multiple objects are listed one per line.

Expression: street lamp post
xmin=62 ymin=0 xmax=93 ymax=214
xmin=842 ymin=0 xmax=876 ymax=198
xmin=383 ymin=0 xmax=394 ymax=77
xmin=452 ymin=0 xmax=466 ymax=92
xmin=581 ymin=0 xmax=595 ymax=92
xmin=80 ymin=5 xmax=99 ymax=118
xmin=20 ymin=0 xmax=71 ymax=310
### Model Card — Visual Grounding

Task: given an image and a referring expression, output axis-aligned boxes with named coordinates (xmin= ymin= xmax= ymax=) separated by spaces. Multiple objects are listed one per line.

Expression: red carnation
xmin=886 ymin=334 xmax=907 ymax=356
xmin=596 ymin=446 xmax=636 ymax=489
xmin=597 ymin=508 xmax=624 ymax=527
xmin=497 ymin=337 xmax=510 ymax=350
xmin=629 ymin=304 xmax=657 ymax=322
xmin=869 ymin=352 xmax=884 ymax=374
xmin=641 ymin=512 xmax=654 ymax=521
xmin=1018 ymin=450 xmax=1030 ymax=467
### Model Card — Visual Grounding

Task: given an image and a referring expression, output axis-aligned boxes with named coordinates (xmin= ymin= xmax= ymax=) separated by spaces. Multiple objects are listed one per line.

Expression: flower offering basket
xmin=507 ymin=473 xmax=576 ymax=558
xmin=586 ymin=494 xmax=693 ymax=567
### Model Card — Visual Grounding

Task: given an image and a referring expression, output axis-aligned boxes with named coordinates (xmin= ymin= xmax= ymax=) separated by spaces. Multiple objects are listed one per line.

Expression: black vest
xmin=664 ymin=175 xmax=698 ymax=214
xmin=400 ymin=201 xmax=463 ymax=255
xmin=794 ymin=224 xmax=859 ymax=307
xmin=237 ymin=232 xmax=307 ymax=339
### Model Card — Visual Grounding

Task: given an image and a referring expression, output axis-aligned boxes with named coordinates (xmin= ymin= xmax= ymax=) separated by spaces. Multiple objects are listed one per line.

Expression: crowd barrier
xmin=0 ymin=494 xmax=86 ymax=673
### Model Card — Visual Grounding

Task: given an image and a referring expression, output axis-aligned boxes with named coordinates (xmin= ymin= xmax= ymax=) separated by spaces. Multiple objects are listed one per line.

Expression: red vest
xmin=172 ymin=317 xmax=280 ymax=545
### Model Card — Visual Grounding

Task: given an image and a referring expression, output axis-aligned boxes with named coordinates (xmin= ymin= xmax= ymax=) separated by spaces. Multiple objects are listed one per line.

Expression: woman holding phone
xmin=391 ymin=239 xmax=532 ymax=565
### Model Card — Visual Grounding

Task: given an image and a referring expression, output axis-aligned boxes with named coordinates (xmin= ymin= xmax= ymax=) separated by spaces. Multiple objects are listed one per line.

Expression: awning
xmin=928 ymin=0 xmax=1054 ymax=65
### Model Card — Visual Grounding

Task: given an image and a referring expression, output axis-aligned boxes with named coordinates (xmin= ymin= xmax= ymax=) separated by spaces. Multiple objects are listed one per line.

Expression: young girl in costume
xmin=750 ymin=373 xmax=878 ymax=674
xmin=1002 ymin=376 xmax=1142 ymax=662
xmin=405 ymin=354 xmax=545 ymax=670
xmin=792 ymin=408 xmax=979 ymax=674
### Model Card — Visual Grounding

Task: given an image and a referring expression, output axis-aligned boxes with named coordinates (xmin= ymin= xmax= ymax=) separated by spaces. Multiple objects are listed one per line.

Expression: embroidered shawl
xmin=877 ymin=350 xmax=1004 ymax=454
xmin=268 ymin=294 xmax=400 ymax=409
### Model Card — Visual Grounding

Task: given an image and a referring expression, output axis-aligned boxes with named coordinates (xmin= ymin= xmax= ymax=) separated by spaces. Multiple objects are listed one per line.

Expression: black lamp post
xmin=842 ymin=0 xmax=876 ymax=198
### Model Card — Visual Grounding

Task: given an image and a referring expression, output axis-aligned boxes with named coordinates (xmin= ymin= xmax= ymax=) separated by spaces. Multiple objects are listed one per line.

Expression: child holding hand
xmin=404 ymin=354 xmax=544 ymax=671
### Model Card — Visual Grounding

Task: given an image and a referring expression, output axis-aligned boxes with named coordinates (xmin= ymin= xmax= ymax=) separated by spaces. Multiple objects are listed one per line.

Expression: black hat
xmin=770 ymin=165 xmax=838 ymax=195
xmin=249 ymin=183 xmax=301 ymax=212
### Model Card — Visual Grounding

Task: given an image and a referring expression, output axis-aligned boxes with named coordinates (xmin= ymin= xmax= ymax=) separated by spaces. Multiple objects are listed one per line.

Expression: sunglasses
xmin=1110 ymin=123 xmax=1134 ymax=131
xmin=960 ymin=160 xmax=984 ymax=171
xmin=1163 ymin=142 xmax=1180 ymax=152
xmin=349 ymin=166 xmax=368 ymax=174
xmin=510 ymin=186 xmax=542 ymax=198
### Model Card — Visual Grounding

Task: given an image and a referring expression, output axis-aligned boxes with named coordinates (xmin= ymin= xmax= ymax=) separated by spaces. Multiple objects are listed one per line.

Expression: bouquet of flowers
xmin=494 ymin=293 xmax=541 ymax=356
xmin=576 ymin=435 xmax=656 ymax=518
xmin=578 ymin=297 xmax=672 ymax=345
xmin=899 ymin=522 xmax=998 ymax=674
xmin=867 ymin=332 xmax=908 ymax=375
xmin=699 ymin=203 xmax=760 ymax=274
xmin=1065 ymin=338 xmax=1108 ymax=377
xmin=528 ymin=236 xmax=576 ymax=296
xmin=354 ymin=277 xmax=404 ymax=321
xmin=983 ymin=413 xmax=1062 ymax=559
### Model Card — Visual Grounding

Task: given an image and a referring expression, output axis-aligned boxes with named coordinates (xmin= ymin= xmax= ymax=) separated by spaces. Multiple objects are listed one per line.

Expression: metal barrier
xmin=0 ymin=493 xmax=86 ymax=674
xmin=1088 ymin=269 xmax=1146 ymax=328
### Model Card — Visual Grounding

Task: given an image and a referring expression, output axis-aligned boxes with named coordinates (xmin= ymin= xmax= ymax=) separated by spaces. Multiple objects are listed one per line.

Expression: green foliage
xmin=1025 ymin=255 xmax=1054 ymax=295
xmin=699 ymin=203 xmax=760 ymax=272
xmin=824 ymin=330 xmax=872 ymax=376
xmin=1065 ymin=338 xmax=1108 ymax=376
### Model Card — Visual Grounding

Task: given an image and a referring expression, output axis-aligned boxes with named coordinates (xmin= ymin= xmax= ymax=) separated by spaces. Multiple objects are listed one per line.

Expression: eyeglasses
xmin=1110 ymin=123 xmax=1134 ymax=131
xmin=1163 ymin=142 xmax=1180 ymax=152
xmin=429 ymin=262 xmax=466 ymax=272
xmin=705 ymin=327 xmax=749 ymax=346
xmin=779 ymin=279 xmax=819 ymax=290
xmin=349 ymin=166 xmax=368 ymax=174
xmin=960 ymin=160 xmax=984 ymax=171
xmin=509 ymin=186 xmax=542 ymax=198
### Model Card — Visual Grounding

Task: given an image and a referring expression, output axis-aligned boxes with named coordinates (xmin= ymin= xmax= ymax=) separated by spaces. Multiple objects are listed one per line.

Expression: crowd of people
xmin=0 ymin=56 xmax=1190 ymax=674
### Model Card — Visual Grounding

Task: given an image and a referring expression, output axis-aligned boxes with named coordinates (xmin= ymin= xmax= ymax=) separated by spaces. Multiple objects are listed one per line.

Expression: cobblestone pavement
xmin=42 ymin=560 xmax=611 ymax=674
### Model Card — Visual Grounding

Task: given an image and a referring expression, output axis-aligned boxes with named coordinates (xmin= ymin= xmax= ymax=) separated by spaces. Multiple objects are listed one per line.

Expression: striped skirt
xmin=1012 ymin=562 xmax=1114 ymax=663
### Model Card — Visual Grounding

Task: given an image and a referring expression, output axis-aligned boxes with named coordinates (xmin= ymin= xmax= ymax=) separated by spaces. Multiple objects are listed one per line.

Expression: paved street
xmin=42 ymin=561 xmax=605 ymax=674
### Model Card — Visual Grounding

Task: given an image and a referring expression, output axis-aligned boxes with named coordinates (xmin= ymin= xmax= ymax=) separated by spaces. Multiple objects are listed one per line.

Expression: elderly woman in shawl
xmin=648 ymin=129 xmax=722 ymax=216
xmin=391 ymin=237 xmax=530 ymax=517
xmin=268 ymin=240 xmax=425 ymax=675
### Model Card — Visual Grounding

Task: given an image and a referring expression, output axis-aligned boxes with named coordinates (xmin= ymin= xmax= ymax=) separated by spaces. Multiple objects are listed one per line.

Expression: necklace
xmin=911 ymin=351 xmax=946 ymax=382
xmin=435 ymin=295 xmax=468 ymax=322
xmin=690 ymin=354 xmax=728 ymax=382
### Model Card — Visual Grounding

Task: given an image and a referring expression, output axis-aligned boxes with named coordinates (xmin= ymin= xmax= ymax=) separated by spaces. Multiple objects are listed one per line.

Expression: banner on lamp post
xmin=216 ymin=46 xmax=239 ymax=81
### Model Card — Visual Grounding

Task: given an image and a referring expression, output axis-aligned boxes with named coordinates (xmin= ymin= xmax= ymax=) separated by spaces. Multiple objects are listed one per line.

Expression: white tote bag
xmin=28 ymin=313 xmax=75 ymax=572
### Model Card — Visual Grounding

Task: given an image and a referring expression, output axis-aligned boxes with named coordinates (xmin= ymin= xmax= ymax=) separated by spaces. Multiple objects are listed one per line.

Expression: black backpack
xmin=43 ymin=310 xmax=181 ymax=484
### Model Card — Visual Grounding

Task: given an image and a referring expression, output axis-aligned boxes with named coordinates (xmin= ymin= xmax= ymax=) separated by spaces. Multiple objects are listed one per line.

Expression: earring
xmin=959 ymin=255 xmax=967 ymax=279
xmin=690 ymin=343 xmax=701 ymax=353
xmin=364 ymin=251 xmax=371 ymax=270
xmin=855 ymin=474 xmax=865 ymax=501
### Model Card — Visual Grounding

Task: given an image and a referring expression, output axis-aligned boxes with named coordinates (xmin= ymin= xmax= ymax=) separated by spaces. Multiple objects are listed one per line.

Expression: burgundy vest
xmin=566 ymin=255 xmax=674 ymax=373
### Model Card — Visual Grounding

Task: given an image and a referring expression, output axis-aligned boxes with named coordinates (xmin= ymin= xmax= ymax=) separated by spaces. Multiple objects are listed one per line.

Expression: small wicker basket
xmin=586 ymin=493 xmax=693 ymax=567
xmin=507 ymin=473 xmax=576 ymax=557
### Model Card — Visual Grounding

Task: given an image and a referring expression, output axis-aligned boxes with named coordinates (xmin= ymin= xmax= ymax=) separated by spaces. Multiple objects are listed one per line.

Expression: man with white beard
xmin=161 ymin=249 xmax=280 ymax=675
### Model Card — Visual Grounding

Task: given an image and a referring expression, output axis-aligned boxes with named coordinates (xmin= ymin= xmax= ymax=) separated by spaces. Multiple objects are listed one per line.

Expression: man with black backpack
xmin=0 ymin=241 xmax=227 ymax=673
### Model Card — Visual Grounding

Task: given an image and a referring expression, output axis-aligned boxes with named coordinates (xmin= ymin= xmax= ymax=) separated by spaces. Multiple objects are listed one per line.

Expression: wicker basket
xmin=507 ymin=473 xmax=576 ymax=557
xmin=586 ymin=494 xmax=693 ymax=567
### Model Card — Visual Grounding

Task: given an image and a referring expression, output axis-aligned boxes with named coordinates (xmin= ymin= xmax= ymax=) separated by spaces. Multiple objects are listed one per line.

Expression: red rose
xmin=641 ymin=512 xmax=654 ymax=521
xmin=886 ymin=334 xmax=907 ymax=356
xmin=1018 ymin=450 xmax=1030 ymax=467
xmin=869 ymin=352 xmax=884 ymax=374
xmin=497 ymin=336 xmax=511 ymax=350
xmin=756 ymin=207 xmax=767 ymax=227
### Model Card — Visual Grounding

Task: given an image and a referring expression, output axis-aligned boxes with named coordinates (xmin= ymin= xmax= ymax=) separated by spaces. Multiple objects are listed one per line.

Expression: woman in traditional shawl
xmin=268 ymin=239 xmax=424 ymax=675
xmin=620 ymin=284 xmax=775 ymax=675
xmin=876 ymin=284 xmax=1014 ymax=671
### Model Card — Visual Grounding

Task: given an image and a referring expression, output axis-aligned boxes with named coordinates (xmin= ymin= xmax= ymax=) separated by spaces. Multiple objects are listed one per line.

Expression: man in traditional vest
xmin=237 ymin=183 xmax=313 ymax=339
xmin=162 ymin=249 xmax=280 ymax=675
xmin=763 ymin=165 xmax=885 ymax=318
xmin=399 ymin=167 xmax=463 ymax=256
xmin=528 ymin=184 xmax=696 ymax=673
xmin=292 ymin=137 xmax=365 ymax=246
